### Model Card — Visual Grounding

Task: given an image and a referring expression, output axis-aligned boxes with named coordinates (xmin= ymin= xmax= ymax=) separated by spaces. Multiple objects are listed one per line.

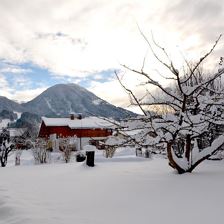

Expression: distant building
xmin=9 ymin=128 xmax=27 ymax=138
xmin=38 ymin=114 xmax=114 ymax=150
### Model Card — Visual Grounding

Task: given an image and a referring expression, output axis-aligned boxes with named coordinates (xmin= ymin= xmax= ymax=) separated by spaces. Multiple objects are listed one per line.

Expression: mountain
xmin=22 ymin=84 xmax=135 ymax=120
xmin=0 ymin=96 xmax=24 ymax=112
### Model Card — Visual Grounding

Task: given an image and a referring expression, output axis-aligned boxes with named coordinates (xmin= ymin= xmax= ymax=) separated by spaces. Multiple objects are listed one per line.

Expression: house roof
xmin=42 ymin=116 xmax=114 ymax=129
xmin=9 ymin=128 xmax=27 ymax=137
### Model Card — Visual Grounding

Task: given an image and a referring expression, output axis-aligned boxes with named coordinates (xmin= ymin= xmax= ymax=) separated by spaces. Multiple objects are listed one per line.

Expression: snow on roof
xmin=42 ymin=116 xmax=114 ymax=129
xmin=9 ymin=128 xmax=26 ymax=137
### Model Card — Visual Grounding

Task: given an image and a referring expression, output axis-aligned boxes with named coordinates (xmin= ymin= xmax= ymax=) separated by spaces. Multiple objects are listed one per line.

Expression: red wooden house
xmin=38 ymin=115 xmax=113 ymax=150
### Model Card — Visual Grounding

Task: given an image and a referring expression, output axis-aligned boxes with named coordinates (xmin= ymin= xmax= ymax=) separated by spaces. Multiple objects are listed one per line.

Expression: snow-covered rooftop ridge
xmin=42 ymin=116 xmax=114 ymax=129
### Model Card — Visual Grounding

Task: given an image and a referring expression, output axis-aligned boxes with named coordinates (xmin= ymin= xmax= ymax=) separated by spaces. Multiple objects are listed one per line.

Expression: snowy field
xmin=0 ymin=149 xmax=224 ymax=224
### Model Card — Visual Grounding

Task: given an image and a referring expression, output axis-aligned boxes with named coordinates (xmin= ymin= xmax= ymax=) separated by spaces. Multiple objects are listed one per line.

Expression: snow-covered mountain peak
xmin=21 ymin=83 xmax=135 ymax=119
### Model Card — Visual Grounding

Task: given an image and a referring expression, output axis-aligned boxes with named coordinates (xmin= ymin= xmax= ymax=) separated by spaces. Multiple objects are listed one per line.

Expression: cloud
xmin=0 ymin=0 xmax=169 ymax=78
xmin=11 ymin=87 xmax=48 ymax=103
xmin=160 ymin=0 xmax=224 ymax=50
xmin=2 ymin=84 xmax=48 ymax=103
xmin=0 ymin=62 xmax=32 ymax=77
xmin=88 ymin=79 xmax=129 ymax=107
xmin=0 ymin=70 xmax=48 ymax=102
xmin=0 ymin=75 xmax=10 ymax=92
xmin=87 ymin=69 xmax=154 ymax=108
xmin=0 ymin=0 xmax=223 ymax=107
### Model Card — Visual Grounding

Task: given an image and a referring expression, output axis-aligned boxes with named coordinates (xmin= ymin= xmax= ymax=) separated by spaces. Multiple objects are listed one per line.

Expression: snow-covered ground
xmin=0 ymin=149 xmax=224 ymax=224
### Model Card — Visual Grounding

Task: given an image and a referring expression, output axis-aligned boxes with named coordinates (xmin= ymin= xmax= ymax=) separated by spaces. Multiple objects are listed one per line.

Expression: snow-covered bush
xmin=59 ymin=136 xmax=77 ymax=163
xmin=15 ymin=149 xmax=23 ymax=166
xmin=32 ymin=138 xmax=50 ymax=164
xmin=12 ymin=134 xmax=33 ymax=166
xmin=76 ymin=151 xmax=86 ymax=162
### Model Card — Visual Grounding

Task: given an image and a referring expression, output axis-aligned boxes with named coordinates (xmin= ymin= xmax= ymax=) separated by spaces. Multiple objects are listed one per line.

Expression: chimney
xmin=70 ymin=114 xmax=75 ymax=120
xmin=77 ymin=113 xmax=82 ymax=120
xmin=70 ymin=113 xmax=82 ymax=120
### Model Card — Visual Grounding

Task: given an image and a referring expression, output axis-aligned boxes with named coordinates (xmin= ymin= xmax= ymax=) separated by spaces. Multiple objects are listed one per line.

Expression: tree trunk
xmin=167 ymin=142 xmax=186 ymax=174
xmin=0 ymin=157 xmax=7 ymax=167
xmin=167 ymin=137 xmax=224 ymax=174
xmin=185 ymin=134 xmax=191 ymax=162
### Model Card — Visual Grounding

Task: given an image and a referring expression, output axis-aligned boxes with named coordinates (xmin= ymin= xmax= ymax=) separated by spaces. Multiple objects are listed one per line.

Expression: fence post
xmin=86 ymin=151 xmax=95 ymax=167
xmin=84 ymin=145 xmax=96 ymax=167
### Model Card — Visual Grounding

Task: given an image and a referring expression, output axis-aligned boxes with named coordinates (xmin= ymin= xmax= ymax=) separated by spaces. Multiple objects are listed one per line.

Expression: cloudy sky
xmin=0 ymin=0 xmax=223 ymax=110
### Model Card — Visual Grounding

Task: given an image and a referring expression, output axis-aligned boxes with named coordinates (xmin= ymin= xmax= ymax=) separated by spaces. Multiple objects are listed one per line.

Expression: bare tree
xmin=12 ymin=129 xmax=32 ymax=166
xmin=0 ymin=140 xmax=14 ymax=167
xmin=0 ymin=129 xmax=14 ymax=167
xmin=119 ymin=33 xmax=224 ymax=174
xmin=59 ymin=137 xmax=77 ymax=163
